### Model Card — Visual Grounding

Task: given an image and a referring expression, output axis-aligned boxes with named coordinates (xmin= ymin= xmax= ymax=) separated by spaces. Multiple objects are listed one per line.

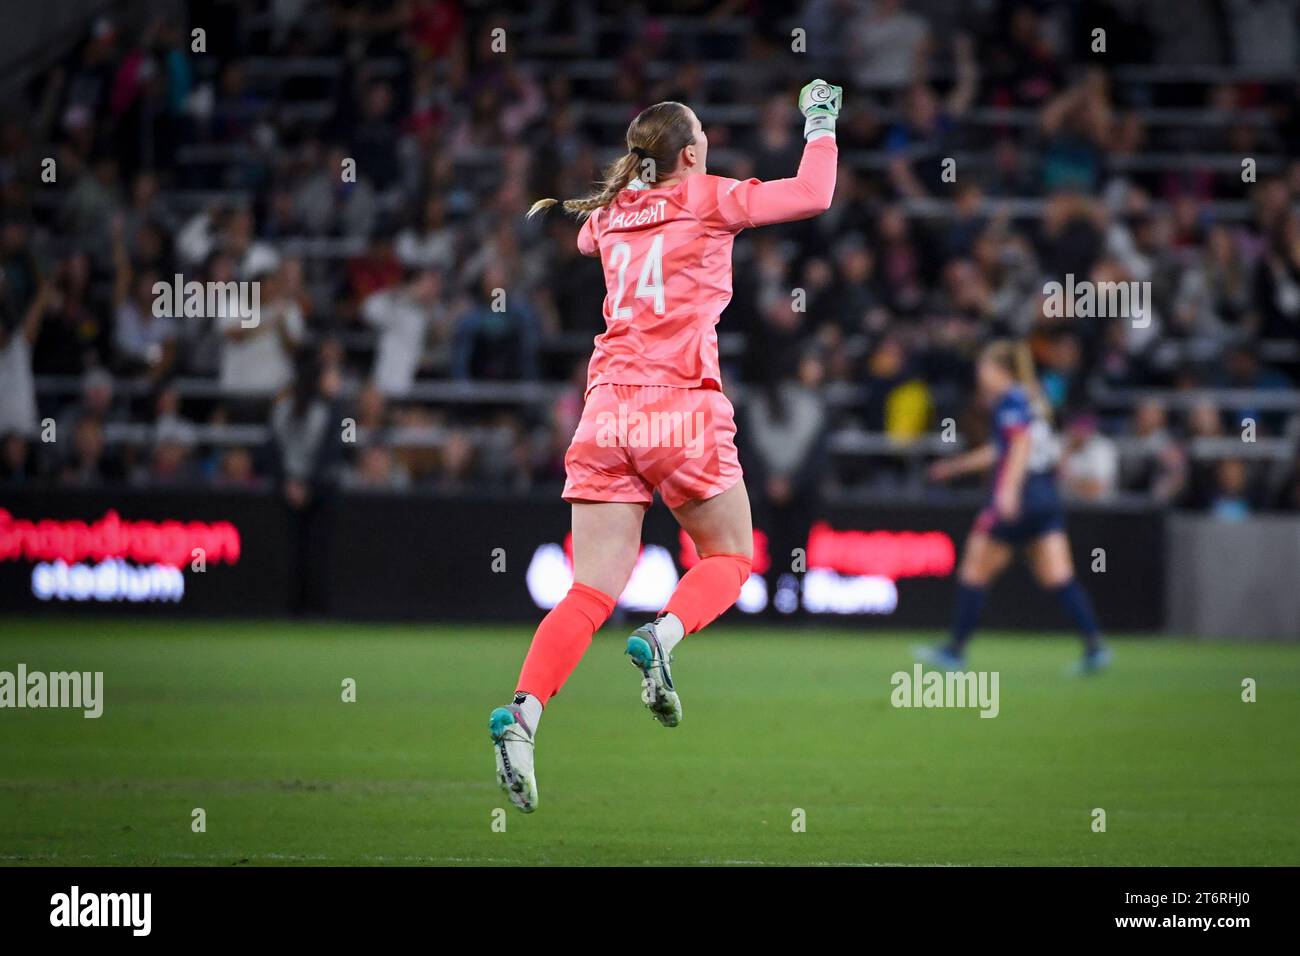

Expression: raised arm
xmin=22 ymin=279 xmax=53 ymax=346
xmin=710 ymin=79 xmax=841 ymax=230
xmin=716 ymin=136 xmax=838 ymax=228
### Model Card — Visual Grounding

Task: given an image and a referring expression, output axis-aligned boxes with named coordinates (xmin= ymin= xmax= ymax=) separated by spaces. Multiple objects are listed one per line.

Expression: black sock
xmin=948 ymin=584 xmax=987 ymax=655
xmin=1052 ymin=579 xmax=1102 ymax=653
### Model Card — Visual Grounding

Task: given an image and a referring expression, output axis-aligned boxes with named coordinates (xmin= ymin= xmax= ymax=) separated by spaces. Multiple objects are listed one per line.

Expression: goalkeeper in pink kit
xmin=490 ymin=81 xmax=842 ymax=812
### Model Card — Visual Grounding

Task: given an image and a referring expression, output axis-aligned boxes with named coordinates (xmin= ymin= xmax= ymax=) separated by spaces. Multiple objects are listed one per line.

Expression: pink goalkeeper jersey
xmin=576 ymin=135 xmax=838 ymax=395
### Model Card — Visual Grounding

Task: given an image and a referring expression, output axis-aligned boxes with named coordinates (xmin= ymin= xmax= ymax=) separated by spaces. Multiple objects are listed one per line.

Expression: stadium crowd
xmin=1 ymin=0 xmax=1299 ymax=518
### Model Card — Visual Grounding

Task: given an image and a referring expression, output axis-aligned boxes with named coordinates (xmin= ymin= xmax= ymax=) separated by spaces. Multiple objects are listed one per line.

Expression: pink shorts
xmin=563 ymin=383 xmax=743 ymax=509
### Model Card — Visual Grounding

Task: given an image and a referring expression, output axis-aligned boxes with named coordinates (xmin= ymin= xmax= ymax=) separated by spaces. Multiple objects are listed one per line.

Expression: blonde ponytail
xmin=527 ymin=152 xmax=642 ymax=221
xmin=1012 ymin=340 xmax=1052 ymax=424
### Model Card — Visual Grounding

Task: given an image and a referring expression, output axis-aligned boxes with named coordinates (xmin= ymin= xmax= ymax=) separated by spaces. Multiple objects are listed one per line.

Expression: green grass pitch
xmin=1 ymin=617 xmax=1297 ymax=866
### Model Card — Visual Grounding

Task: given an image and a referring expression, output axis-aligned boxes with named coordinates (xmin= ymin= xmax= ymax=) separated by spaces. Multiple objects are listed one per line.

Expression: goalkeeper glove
xmin=798 ymin=78 xmax=843 ymax=141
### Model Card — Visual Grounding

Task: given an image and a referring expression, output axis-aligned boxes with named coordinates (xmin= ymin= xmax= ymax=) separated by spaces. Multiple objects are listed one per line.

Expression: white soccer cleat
xmin=625 ymin=623 xmax=682 ymax=728
xmin=489 ymin=705 xmax=538 ymax=813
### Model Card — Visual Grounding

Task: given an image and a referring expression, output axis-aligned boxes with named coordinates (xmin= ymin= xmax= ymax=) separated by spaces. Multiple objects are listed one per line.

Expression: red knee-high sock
xmin=663 ymin=553 xmax=752 ymax=634
xmin=515 ymin=582 xmax=616 ymax=704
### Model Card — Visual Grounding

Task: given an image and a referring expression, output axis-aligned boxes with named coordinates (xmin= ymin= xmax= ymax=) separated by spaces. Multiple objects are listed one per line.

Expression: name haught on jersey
xmin=607 ymin=199 xmax=669 ymax=229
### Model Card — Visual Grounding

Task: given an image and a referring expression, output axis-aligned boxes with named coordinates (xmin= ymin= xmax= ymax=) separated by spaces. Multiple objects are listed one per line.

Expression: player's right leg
xmin=916 ymin=520 xmax=1012 ymax=670
xmin=1026 ymin=530 xmax=1110 ymax=674
xmin=490 ymin=500 xmax=644 ymax=812
xmin=627 ymin=479 xmax=754 ymax=727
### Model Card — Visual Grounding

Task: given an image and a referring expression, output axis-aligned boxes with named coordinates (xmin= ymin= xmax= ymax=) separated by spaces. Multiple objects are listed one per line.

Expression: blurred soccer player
xmin=489 ymin=81 xmax=842 ymax=812
xmin=919 ymin=340 xmax=1111 ymax=675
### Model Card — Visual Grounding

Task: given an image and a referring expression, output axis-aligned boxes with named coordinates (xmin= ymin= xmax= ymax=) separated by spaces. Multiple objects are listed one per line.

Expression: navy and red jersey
xmin=989 ymin=385 xmax=1061 ymax=518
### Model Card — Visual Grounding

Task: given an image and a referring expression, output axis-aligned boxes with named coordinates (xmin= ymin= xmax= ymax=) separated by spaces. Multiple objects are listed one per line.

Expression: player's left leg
xmin=1026 ymin=530 xmax=1110 ymax=674
xmin=491 ymin=501 xmax=645 ymax=811
xmin=621 ymin=387 xmax=750 ymax=727
xmin=626 ymin=480 xmax=753 ymax=727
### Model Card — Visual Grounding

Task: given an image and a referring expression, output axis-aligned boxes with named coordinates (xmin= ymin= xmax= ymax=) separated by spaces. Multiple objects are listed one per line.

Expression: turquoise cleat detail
xmin=626 ymin=625 xmax=681 ymax=728
xmin=489 ymin=703 xmax=537 ymax=812
xmin=488 ymin=705 xmax=516 ymax=742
